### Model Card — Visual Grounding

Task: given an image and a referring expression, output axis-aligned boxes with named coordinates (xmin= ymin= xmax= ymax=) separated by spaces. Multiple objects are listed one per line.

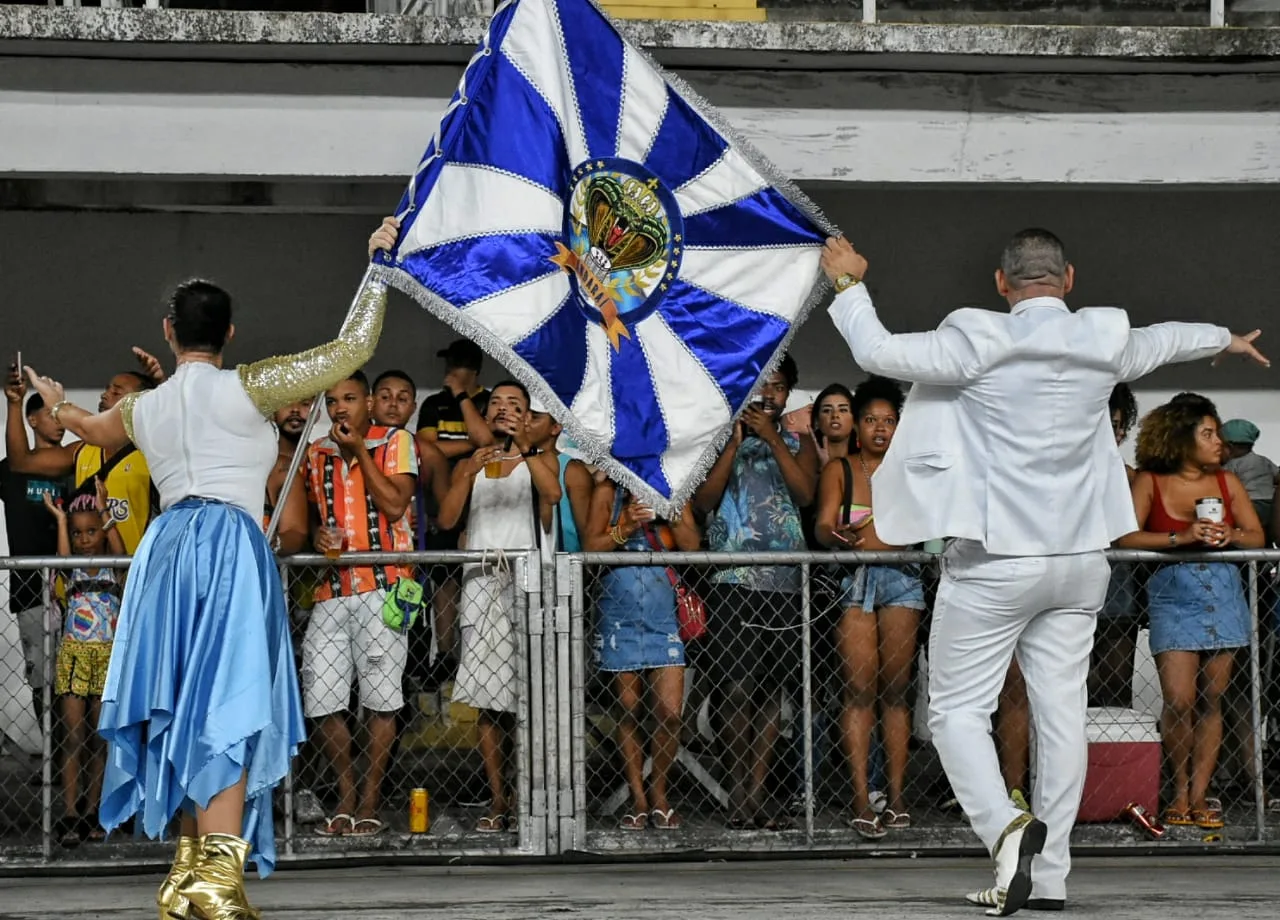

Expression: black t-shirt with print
xmin=415 ymin=388 xmax=490 ymax=465
xmin=0 ymin=458 xmax=67 ymax=611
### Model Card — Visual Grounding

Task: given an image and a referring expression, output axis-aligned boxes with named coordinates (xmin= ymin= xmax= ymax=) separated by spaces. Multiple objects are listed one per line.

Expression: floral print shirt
xmin=706 ymin=432 xmax=806 ymax=594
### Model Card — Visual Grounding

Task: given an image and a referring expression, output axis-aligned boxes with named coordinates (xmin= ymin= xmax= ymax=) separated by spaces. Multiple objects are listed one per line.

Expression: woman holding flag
xmin=22 ymin=217 xmax=401 ymax=920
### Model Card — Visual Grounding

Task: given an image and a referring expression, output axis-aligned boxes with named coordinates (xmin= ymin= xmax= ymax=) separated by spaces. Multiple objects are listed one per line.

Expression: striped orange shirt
xmin=306 ymin=426 xmax=417 ymax=601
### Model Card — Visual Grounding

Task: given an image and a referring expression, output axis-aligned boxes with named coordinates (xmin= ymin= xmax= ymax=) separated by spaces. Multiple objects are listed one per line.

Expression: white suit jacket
xmin=829 ymin=286 xmax=1230 ymax=556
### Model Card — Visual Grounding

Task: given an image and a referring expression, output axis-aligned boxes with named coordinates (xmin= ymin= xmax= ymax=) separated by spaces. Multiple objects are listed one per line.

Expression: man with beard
xmin=266 ymin=400 xmax=312 ymax=555
xmin=693 ymin=355 xmax=819 ymax=831
xmin=4 ymin=368 xmax=154 ymax=554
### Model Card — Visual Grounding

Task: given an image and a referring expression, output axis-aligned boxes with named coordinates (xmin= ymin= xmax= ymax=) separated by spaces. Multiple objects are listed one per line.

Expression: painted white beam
xmin=3 ymin=72 xmax=1280 ymax=183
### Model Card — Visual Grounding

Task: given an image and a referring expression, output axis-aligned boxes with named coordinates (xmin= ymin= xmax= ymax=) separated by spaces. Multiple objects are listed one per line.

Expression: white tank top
xmin=465 ymin=461 xmax=537 ymax=552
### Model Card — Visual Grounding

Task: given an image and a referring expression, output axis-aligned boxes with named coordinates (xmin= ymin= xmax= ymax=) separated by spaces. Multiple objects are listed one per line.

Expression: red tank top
xmin=1145 ymin=470 xmax=1235 ymax=533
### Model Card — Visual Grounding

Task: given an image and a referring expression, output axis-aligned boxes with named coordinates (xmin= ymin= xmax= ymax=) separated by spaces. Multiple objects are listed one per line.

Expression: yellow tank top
xmin=73 ymin=444 xmax=152 ymax=554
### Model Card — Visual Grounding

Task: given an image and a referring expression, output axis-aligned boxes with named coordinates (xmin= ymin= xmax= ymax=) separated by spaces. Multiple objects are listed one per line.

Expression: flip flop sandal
xmin=725 ymin=815 xmax=752 ymax=830
xmin=348 ymin=817 xmax=387 ymax=837
xmin=757 ymin=812 xmax=796 ymax=832
xmin=55 ymin=816 xmax=82 ymax=849
xmin=1191 ymin=809 xmax=1224 ymax=830
xmin=650 ymin=808 xmax=683 ymax=830
xmin=849 ymin=815 xmax=887 ymax=840
xmin=475 ymin=814 xmax=508 ymax=833
xmin=80 ymin=813 xmax=106 ymax=842
xmin=1162 ymin=808 xmax=1194 ymax=827
xmin=883 ymin=809 xmax=912 ymax=829
xmin=618 ymin=813 xmax=648 ymax=831
xmin=315 ymin=813 xmax=354 ymax=837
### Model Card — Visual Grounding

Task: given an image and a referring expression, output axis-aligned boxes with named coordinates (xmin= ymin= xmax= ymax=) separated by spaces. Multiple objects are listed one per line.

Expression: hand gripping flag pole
xmin=264 ymin=265 xmax=380 ymax=546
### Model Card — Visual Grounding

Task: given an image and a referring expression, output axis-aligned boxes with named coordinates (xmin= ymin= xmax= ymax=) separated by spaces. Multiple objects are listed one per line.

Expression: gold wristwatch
xmin=833 ymin=273 xmax=861 ymax=293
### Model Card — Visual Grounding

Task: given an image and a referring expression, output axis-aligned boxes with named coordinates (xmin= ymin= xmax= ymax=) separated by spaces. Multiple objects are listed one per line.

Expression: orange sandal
xmin=1163 ymin=808 xmax=1194 ymax=827
xmin=1191 ymin=808 xmax=1224 ymax=830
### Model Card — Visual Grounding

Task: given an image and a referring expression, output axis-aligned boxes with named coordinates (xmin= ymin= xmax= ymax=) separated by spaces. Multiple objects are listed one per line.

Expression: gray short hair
xmin=1000 ymin=228 xmax=1067 ymax=288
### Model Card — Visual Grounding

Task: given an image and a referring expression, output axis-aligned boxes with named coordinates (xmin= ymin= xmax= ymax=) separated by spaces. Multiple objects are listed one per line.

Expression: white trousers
xmin=928 ymin=540 xmax=1109 ymax=901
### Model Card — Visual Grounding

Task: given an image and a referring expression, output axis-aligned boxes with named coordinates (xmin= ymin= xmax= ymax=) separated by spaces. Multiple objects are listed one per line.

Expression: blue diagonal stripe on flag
xmin=372 ymin=0 xmax=832 ymax=515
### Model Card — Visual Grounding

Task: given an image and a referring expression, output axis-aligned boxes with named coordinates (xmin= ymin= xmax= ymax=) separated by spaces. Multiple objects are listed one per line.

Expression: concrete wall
xmin=4 ymin=58 xmax=1280 ymax=184
xmin=3 ymin=183 xmax=1278 ymax=393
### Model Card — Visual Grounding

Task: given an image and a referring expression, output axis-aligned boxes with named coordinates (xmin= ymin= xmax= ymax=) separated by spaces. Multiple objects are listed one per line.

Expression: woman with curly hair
xmin=1116 ymin=393 xmax=1264 ymax=830
xmin=814 ymin=375 xmax=922 ymax=838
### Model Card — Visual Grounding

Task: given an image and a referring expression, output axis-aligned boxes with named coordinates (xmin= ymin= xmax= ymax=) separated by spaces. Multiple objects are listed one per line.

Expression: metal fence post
xmin=279 ymin=562 xmax=295 ymax=858
xmin=569 ymin=555 xmax=588 ymax=849
xmin=1248 ymin=561 xmax=1266 ymax=842
xmin=541 ymin=553 xmax=559 ymax=855
xmin=553 ymin=553 xmax=576 ymax=852
xmin=40 ymin=567 xmax=53 ymax=864
xmin=801 ymin=561 xmax=814 ymax=840
xmin=516 ymin=553 xmax=547 ymax=853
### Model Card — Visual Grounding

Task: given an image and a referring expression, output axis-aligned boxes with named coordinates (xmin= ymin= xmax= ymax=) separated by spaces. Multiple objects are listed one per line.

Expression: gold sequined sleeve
xmin=116 ymin=391 xmax=141 ymax=445
xmin=238 ymin=281 xmax=387 ymax=417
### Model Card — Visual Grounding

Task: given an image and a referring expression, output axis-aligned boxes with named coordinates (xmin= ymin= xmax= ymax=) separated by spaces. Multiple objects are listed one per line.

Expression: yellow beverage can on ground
xmin=410 ymin=788 xmax=429 ymax=833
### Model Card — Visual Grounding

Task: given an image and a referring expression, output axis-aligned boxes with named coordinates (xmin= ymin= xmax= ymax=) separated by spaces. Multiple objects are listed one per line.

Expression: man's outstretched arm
xmin=1117 ymin=324 xmax=1268 ymax=382
xmin=822 ymin=238 xmax=987 ymax=386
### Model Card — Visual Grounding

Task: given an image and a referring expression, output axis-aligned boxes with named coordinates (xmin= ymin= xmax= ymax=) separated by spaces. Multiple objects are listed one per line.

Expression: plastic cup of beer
xmin=484 ymin=457 xmax=504 ymax=479
xmin=319 ymin=526 xmax=344 ymax=559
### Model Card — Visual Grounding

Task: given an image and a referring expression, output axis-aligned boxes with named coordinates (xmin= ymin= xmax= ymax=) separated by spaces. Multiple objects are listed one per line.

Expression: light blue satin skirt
xmin=97 ymin=498 xmax=304 ymax=877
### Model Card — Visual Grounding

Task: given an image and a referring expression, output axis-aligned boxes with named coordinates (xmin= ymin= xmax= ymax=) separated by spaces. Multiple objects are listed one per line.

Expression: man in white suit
xmin=821 ymin=229 xmax=1268 ymax=916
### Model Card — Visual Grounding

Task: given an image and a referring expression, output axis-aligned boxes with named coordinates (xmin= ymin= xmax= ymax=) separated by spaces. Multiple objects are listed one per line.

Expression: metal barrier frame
xmin=562 ymin=548 xmax=1280 ymax=855
xmin=0 ymin=550 xmax=544 ymax=868
xmin=2 ymin=547 xmax=1278 ymax=867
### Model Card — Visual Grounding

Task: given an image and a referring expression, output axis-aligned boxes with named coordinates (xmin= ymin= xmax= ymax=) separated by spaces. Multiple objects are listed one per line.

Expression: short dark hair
xmin=346 ymin=369 xmax=370 ymax=394
xmin=25 ymin=393 xmax=45 ymax=416
xmin=121 ymin=370 xmax=156 ymax=391
xmin=776 ymin=354 xmax=798 ymax=390
xmin=373 ymin=369 xmax=416 ymax=397
xmin=491 ymin=379 xmax=530 ymax=405
xmin=1135 ymin=393 xmax=1221 ymax=474
xmin=1000 ymin=228 xmax=1067 ymax=289
xmin=167 ymin=279 xmax=233 ymax=353
xmin=851 ymin=375 xmax=905 ymax=419
xmin=1109 ymin=382 xmax=1138 ymax=437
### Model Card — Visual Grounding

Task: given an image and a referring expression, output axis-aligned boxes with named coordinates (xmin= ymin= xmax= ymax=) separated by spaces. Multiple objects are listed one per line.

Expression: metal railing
xmin=34 ymin=0 xmax=1243 ymax=27
xmin=2 ymin=547 xmax=1278 ymax=868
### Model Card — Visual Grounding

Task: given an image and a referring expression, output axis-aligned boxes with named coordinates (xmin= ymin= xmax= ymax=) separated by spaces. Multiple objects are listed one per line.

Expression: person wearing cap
xmin=414 ymin=338 xmax=491 ymax=687
xmin=1221 ymin=419 xmax=1277 ymax=524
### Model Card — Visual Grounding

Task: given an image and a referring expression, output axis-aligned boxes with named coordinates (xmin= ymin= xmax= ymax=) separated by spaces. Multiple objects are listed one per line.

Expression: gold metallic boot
xmin=158 ymin=836 xmax=200 ymax=920
xmin=170 ymin=833 xmax=261 ymax=920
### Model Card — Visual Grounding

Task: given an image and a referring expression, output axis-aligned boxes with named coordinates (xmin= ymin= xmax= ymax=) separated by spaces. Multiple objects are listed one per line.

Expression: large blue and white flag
xmin=372 ymin=0 xmax=832 ymax=515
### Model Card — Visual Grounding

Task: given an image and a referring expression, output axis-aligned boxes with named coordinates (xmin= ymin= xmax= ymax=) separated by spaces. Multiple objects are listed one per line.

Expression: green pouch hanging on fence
xmin=382 ymin=577 xmax=425 ymax=634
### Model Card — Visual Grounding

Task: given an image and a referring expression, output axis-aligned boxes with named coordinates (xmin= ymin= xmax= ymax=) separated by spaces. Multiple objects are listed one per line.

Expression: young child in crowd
xmin=43 ymin=482 xmax=125 ymax=848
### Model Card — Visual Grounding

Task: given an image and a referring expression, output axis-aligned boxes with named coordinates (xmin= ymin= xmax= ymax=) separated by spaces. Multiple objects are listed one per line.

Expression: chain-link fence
xmin=561 ymin=549 xmax=1280 ymax=855
xmin=4 ymin=549 xmax=1280 ymax=867
xmin=0 ymin=551 xmax=544 ymax=866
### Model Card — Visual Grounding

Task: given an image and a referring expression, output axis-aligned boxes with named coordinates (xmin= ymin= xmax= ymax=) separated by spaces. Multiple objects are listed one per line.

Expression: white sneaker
xmin=985 ymin=814 xmax=1047 ymax=916
xmin=869 ymin=790 xmax=887 ymax=815
xmin=966 ymin=886 xmax=1064 ymax=913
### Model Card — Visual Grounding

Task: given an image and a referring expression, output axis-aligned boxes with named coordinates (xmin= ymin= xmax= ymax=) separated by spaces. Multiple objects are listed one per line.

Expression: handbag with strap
xmin=639 ymin=520 xmax=708 ymax=644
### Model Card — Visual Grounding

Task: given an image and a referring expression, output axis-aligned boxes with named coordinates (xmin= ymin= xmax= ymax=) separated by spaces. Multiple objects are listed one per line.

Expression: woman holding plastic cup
xmin=1117 ymin=393 xmax=1264 ymax=831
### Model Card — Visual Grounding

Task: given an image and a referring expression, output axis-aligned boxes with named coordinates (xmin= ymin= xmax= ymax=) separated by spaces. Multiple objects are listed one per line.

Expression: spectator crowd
xmin=3 ymin=275 xmax=1280 ymax=845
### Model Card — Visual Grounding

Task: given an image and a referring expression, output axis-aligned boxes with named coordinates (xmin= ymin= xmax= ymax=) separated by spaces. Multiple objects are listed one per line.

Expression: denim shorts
xmin=837 ymin=565 xmax=927 ymax=614
xmin=1100 ymin=562 xmax=1141 ymax=621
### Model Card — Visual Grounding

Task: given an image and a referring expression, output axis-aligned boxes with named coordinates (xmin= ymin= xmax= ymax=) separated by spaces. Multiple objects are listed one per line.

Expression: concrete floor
xmin=2 ymin=856 xmax=1278 ymax=919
